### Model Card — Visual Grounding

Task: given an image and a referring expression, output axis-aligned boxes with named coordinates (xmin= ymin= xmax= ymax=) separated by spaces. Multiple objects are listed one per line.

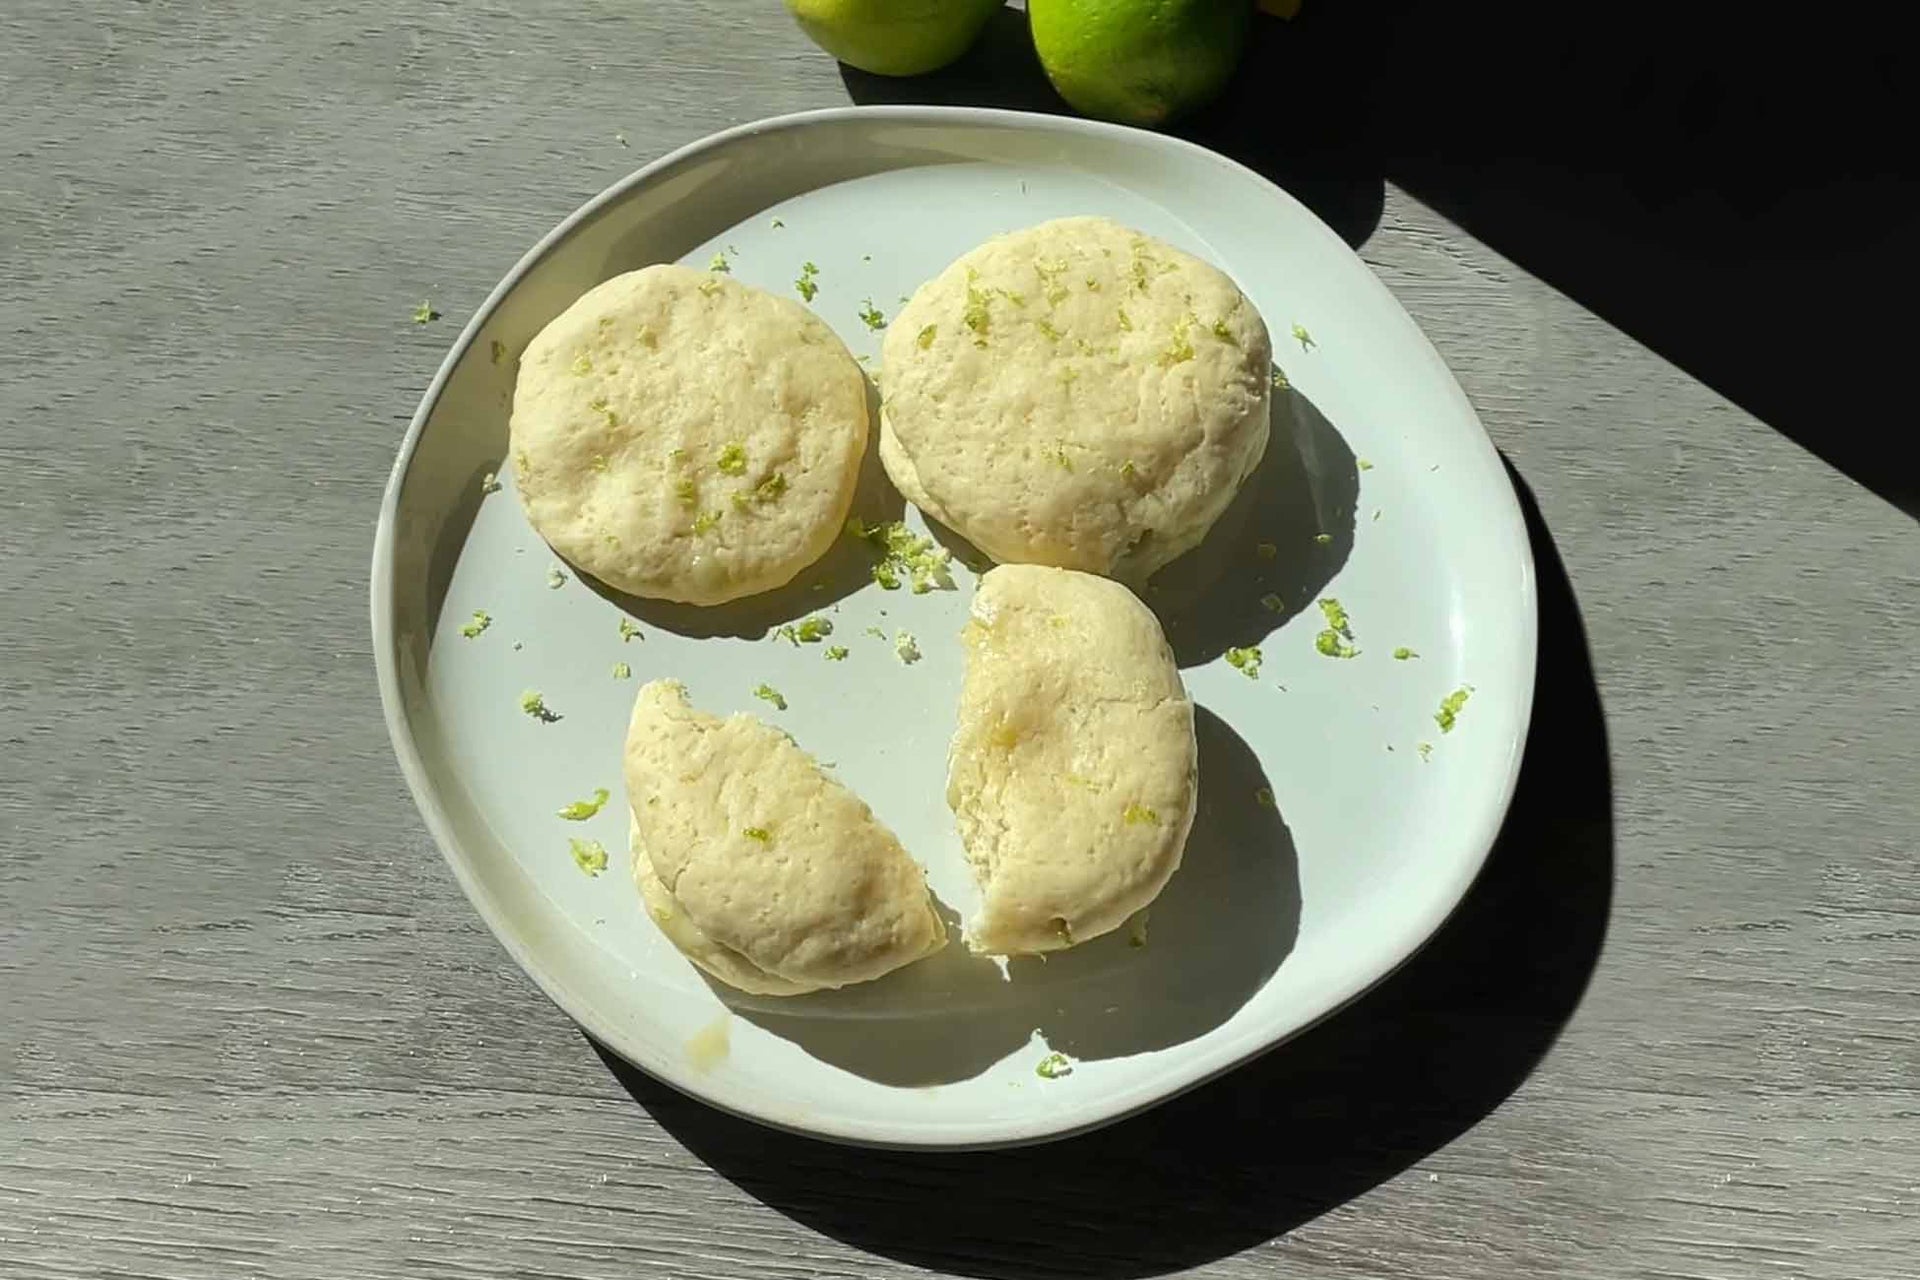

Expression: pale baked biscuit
xmin=947 ymin=565 xmax=1198 ymax=955
xmin=624 ymin=680 xmax=946 ymax=993
xmin=880 ymin=217 xmax=1270 ymax=579
xmin=511 ymin=264 xmax=867 ymax=605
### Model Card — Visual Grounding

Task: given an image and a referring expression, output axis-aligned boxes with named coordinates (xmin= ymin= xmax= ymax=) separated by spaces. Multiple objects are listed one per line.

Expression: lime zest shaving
xmin=743 ymin=826 xmax=772 ymax=844
xmin=619 ymin=618 xmax=644 ymax=643
xmin=1314 ymin=533 xmax=1332 ymax=546
xmin=1357 ymin=458 xmax=1374 ymax=471
xmin=847 ymin=518 xmax=954 ymax=593
xmin=1315 ymin=596 xmax=1359 ymax=659
xmin=546 ymin=566 xmax=567 ymax=589
xmin=519 ymin=690 xmax=559 ymax=723
xmin=794 ymin=261 xmax=820 ymax=302
xmin=707 ymin=251 xmax=730 ymax=274
xmin=1036 ymin=1052 xmax=1073 ymax=1080
xmin=824 ymin=645 xmax=849 ymax=661
xmin=772 ymin=625 xmax=798 ymax=646
xmin=1255 ymin=786 xmax=1276 ymax=808
xmin=755 ymin=472 xmax=787 ymax=503
xmin=894 ymin=631 xmax=921 ymax=664
xmin=1393 ymin=647 xmax=1418 ymax=660
xmin=1418 ymin=742 xmax=1433 ymax=761
xmin=1123 ymin=803 xmax=1159 ymax=826
xmin=460 ymin=610 xmax=491 ymax=639
xmin=1211 ymin=318 xmax=1236 ymax=344
xmin=1292 ymin=322 xmax=1316 ymax=350
xmin=1255 ymin=541 xmax=1278 ymax=560
xmin=752 ymin=684 xmax=788 ymax=711
xmin=716 ymin=442 xmax=748 ymax=476
xmin=569 ymin=838 xmax=608 ymax=877
xmin=692 ymin=510 xmax=722 ymax=534
xmin=1116 ymin=306 xmax=1133 ymax=332
xmin=857 ymin=298 xmax=886 ymax=331
xmin=412 ymin=300 xmax=439 ymax=325
xmin=1119 ymin=459 xmax=1138 ymax=480
xmin=1225 ymin=646 xmax=1263 ymax=679
xmin=1435 ymin=686 xmax=1473 ymax=733
xmin=916 ymin=323 xmax=937 ymax=349
xmin=612 ymin=662 xmax=631 ymax=679
xmin=963 ymin=282 xmax=991 ymax=344
xmin=1260 ymin=593 xmax=1286 ymax=614
xmin=1271 ymin=366 xmax=1290 ymax=390
xmin=794 ymin=616 xmax=833 ymax=643
xmin=480 ymin=471 xmax=501 ymax=494
xmin=1052 ymin=444 xmax=1074 ymax=472
xmin=569 ymin=353 xmax=592 ymax=376
xmin=1128 ymin=910 xmax=1150 ymax=948
xmin=557 ymin=788 xmax=610 ymax=821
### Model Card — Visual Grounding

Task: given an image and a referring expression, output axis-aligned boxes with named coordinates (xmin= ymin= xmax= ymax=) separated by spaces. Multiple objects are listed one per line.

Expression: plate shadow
xmin=713 ymin=707 xmax=1298 ymax=1085
xmin=1148 ymin=381 xmax=1356 ymax=667
xmin=594 ymin=458 xmax=1611 ymax=1277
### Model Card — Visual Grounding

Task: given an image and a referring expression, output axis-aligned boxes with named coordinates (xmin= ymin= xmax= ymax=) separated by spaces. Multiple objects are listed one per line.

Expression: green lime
xmin=785 ymin=0 xmax=1003 ymax=77
xmin=1029 ymin=0 xmax=1252 ymax=126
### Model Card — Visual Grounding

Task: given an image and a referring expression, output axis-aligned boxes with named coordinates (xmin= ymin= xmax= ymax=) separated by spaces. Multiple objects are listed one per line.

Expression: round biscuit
xmin=511 ymin=264 xmax=867 ymax=605
xmin=880 ymin=217 xmax=1270 ymax=579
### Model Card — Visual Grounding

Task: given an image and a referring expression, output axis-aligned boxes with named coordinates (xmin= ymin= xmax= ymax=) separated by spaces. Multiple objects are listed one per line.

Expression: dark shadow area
xmin=716 ymin=707 xmax=1297 ymax=1084
xmin=838 ymin=5 xmax=1386 ymax=248
xmin=1228 ymin=2 xmax=1916 ymax=517
xmin=1151 ymin=379 xmax=1355 ymax=667
xmin=597 ymin=461 xmax=1612 ymax=1277
xmin=575 ymin=377 xmax=904 ymax=635
xmin=846 ymin=3 xmax=1917 ymax=516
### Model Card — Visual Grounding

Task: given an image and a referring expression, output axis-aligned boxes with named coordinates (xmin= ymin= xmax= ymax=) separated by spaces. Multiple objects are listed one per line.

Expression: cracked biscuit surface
xmin=624 ymin=680 xmax=946 ymax=994
xmin=947 ymin=565 xmax=1198 ymax=955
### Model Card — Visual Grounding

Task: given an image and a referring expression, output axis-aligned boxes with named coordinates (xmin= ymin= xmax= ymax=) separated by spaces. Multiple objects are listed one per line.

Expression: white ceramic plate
xmin=373 ymin=106 xmax=1536 ymax=1150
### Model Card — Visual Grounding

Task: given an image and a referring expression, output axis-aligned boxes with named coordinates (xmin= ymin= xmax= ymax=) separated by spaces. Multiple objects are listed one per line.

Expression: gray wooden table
xmin=5 ymin=3 xmax=1917 ymax=1277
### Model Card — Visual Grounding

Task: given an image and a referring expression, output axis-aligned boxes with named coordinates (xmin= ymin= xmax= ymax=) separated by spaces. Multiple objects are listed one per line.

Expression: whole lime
xmin=785 ymin=0 xmax=1005 ymax=77
xmin=1028 ymin=0 xmax=1252 ymax=126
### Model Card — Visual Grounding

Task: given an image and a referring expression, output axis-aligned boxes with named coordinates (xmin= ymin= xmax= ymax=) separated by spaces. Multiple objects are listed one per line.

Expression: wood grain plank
xmin=3 ymin=1 xmax=1916 ymax=1278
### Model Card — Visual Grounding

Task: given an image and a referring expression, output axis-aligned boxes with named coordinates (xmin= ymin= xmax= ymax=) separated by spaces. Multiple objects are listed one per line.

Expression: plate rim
xmin=370 ymin=104 xmax=1540 ymax=1150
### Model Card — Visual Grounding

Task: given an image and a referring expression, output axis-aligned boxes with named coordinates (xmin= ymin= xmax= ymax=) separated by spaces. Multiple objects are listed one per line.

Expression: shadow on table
xmin=844 ymin=3 xmax=1917 ymax=518
xmin=595 ymin=461 xmax=1614 ymax=1277
xmin=836 ymin=5 xmax=1387 ymax=250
